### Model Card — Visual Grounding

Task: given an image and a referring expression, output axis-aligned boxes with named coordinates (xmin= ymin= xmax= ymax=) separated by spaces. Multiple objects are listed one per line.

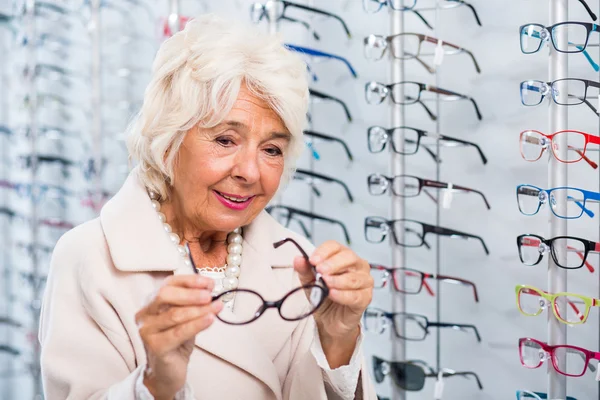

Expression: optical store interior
xmin=3 ymin=0 xmax=600 ymax=399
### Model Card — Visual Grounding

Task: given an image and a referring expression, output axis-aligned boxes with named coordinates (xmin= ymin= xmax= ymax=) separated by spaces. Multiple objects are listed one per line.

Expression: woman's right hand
xmin=135 ymin=275 xmax=223 ymax=400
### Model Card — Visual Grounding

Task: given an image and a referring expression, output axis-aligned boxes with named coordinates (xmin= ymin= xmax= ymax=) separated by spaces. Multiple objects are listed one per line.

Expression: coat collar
xmin=100 ymin=168 xmax=310 ymax=398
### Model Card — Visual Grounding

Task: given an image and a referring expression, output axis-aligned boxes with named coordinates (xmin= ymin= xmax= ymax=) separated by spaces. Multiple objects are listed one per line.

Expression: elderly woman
xmin=39 ymin=14 xmax=376 ymax=400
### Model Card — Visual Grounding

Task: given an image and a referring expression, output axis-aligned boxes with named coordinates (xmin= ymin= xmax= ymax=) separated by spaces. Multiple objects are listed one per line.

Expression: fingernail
xmin=311 ymin=255 xmax=322 ymax=264
xmin=317 ymin=262 xmax=330 ymax=273
xmin=198 ymin=290 xmax=211 ymax=303
xmin=211 ymin=300 xmax=223 ymax=313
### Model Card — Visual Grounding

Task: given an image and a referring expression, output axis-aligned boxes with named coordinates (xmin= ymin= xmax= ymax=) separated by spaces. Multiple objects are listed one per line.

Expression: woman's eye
xmin=216 ymin=137 xmax=234 ymax=146
xmin=265 ymin=147 xmax=282 ymax=156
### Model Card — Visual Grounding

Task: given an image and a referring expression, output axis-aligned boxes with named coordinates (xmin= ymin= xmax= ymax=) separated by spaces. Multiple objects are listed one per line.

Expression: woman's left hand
xmin=294 ymin=240 xmax=373 ymax=366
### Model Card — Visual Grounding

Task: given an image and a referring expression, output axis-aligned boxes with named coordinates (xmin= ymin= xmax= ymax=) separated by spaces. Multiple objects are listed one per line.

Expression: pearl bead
xmin=222 ymin=292 xmax=235 ymax=302
xmin=151 ymin=200 xmax=161 ymax=211
xmin=223 ymin=276 xmax=238 ymax=290
xmin=227 ymin=253 xmax=242 ymax=266
xmin=157 ymin=212 xmax=166 ymax=223
xmin=233 ymin=227 xmax=241 ymax=234
xmin=169 ymin=232 xmax=180 ymax=244
xmin=213 ymin=285 xmax=224 ymax=295
xmin=177 ymin=245 xmax=187 ymax=257
xmin=149 ymin=191 xmax=158 ymax=200
xmin=227 ymin=243 xmax=242 ymax=255
xmin=225 ymin=265 xmax=241 ymax=278
xmin=163 ymin=223 xmax=172 ymax=233
xmin=228 ymin=233 xmax=242 ymax=244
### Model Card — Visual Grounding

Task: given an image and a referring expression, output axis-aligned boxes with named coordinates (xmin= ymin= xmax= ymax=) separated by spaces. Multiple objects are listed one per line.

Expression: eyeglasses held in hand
xmin=367 ymin=173 xmax=490 ymax=209
xmin=308 ymin=88 xmax=352 ymax=123
xmin=304 ymin=130 xmax=353 ymax=162
xmin=515 ymin=284 xmax=598 ymax=325
xmin=251 ymin=1 xmax=351 ymax=40
xmin=364 ymin=33 xmax=480 ymax=74
xmin=516 ymin=184 xmax=599 ymax=219
xmin=520 ymin=129 xmax=599 ymax=169
xmin=520 ymin=22 xmax=600 ymax=71
xmin=519 ymin=337 xmax=600 ymax=378
xmin=516 ymin=389 xmax=578 ymax=400
xmin=365 ymin=216 xmax=489 ymax=254
xmin=520 ymin=79 xmax=600 ymax=116
xmin=367 ymin=125 xmax=487 ymax=164
xmin=285 ymin=44 xmax=358 ymax=79
xmin=365 ymin=81 xmax=482 ymax=120
xmin=369 ymin=264 xmax=479 ymax=302
xmin=187 ymin=238 xmax=328 ymax=325
xmin=267 ymin=205 xmax=351 ymax=245
xmin=362 ymin=0 xmax=481 ymax=29
xmin=293 ymin=169 xmax=353 ymax=202
xmin=364 ymin=307 xmax=481 ymax=342
xmin=517 ymin=234 xmax=599 ymax=272
xmin=372 ymin=356 xmax=484 ymax=391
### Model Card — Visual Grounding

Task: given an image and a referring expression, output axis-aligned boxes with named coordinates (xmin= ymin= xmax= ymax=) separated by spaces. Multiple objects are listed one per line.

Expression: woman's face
xmin=171 ymin=84 xmax=291 ymax=234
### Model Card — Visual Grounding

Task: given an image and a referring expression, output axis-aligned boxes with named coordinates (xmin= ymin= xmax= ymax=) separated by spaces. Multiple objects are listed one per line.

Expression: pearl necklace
xmin=148 ymin=191 xmax=242 ymax=305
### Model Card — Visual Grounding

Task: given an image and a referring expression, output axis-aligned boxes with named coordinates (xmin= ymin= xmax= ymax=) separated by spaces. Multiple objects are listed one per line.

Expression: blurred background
xmin=1 ymin=0 xmax=599 ymax=399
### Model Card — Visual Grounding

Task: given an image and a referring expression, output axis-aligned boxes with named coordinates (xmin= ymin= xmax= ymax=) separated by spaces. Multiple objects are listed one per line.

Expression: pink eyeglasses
xmin=519 ymin=337 xmax=600 ymax=377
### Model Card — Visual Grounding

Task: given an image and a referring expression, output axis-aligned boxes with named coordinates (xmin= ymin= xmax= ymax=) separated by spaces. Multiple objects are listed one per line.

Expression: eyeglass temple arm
xmin=273 ymin=237 xmax=312 ymax=264
xmin=304 ymin=130 xmax=354 ymax=161
xmin=428 ymin=224 xmax=489 ymax=255
xmin=286 ymin=44 xmax=358 ymax=78
xmin=578 ymin=0 xmax=598 ymax=20
xmin=428 ymin=322 xmax=481 ymax=342
xmin=427 ymin=86 xmax=482 ymax=120
xmin=566 ymin=195 xmax=595 ymax=218
xmin=280 ymin=15 xmax=320 ymax=41
xmin=308 ymin=89 xmax=353 ymax=122
xmin=421 ymin=179 xmax=490 ymax=209
xmin=401 ymin=269 xmax=435 ymax=295
xmin=409 ymin=9 xmax=433 ymax=29
xmin=422 ymin=36 xmax=481 ymax=73
xmin=0 ymin=345 xmax=20 ymax=357
xmin=569 ymin=245 xmax=595 ymax=273
xmin=570 ymin=94 xmax=599 ymax=116
xmin=275 ymin=205 xmax=351 ymax=245
xmin=403 ymin=95 xmax=437 ymax=121
xmin=427 ymin=273 xmax=479 ymax=302
xmin=0 ymin=317 xmax=22 ymax=328
xmin=404 ymin=227 xmax=431 ymax=249
xmin=447 ymin=0 xmax=482 ymax=26
xmin=438 ymin=133 xmax=487 ymax=164
xmin=408 ymin=139 xmax=440 ymax=162
xmin=296 ymin=169 xmax=353 ymax=202
xmin=285 ymin=1 xmax=351 ymax=38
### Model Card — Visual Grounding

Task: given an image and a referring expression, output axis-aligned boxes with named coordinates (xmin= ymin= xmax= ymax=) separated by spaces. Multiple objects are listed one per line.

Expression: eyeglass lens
xmin=517 ymin=185 xmax=587 ymax=218
xmin=520 ymin=130 xmax=587 ymax=163
xmin=520 ymin=339 xmax=587 ymax=376
xmin=518 ymin=287 xmax=585 ymax=324
xmin=518 ymin=235 xmax=587 ymax=268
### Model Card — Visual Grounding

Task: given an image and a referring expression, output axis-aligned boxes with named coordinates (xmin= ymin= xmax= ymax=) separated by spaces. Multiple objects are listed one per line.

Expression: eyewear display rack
xmin=547 ymin=1 xmax=568 ymax=398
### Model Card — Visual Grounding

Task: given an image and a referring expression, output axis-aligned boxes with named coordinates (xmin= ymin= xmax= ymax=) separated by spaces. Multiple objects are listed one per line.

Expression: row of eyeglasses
xmin=513 ymin=1 xmax=600 ymax=398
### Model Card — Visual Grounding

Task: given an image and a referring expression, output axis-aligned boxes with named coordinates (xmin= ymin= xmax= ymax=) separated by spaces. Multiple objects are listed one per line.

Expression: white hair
xmin=126 ymin=14 xmax=309 ymax=200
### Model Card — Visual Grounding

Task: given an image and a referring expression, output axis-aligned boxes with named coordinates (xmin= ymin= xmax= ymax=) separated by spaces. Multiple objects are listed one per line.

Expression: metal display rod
xmin=548 ymin=0 xmax=568 ymax=398
xmin=390 ymin=7 xmax=406 ymax=400
xmin=168 ymin=0 xmax=181 ymax=34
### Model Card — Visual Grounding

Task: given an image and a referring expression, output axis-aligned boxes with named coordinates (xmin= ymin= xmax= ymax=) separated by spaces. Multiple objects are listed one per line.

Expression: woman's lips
xmin=213 ymin=190 xmax=255 ymax=211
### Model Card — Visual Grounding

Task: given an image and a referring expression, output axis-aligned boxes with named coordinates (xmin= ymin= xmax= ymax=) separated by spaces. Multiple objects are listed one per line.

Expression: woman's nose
xmin=231 ymin=152 xmax=260 ymax=183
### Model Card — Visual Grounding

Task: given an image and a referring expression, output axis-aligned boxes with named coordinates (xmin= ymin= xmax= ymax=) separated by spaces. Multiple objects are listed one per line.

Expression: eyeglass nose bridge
xmin=538 ymin=190 xmax=548 ymax=204
xmin=538 ymin=348 xmax=550 ymax=362
xmin=539 ymin=82 xmax=551 ymax=97
xmin=539 ymin=28 xmax=550 ymax=41
xmin=538 ymin=136 xmax=550 ymax=149
xmin=538 ymin=242 xmax=550 ymax=255
xmin=380 ymin=361 xmax=391 ymax=376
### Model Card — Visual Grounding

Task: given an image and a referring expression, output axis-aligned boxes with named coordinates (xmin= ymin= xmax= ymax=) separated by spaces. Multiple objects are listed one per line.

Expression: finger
xmin=309 ymin=240 xmax=343 ymax=266
xmin=316 ymin=248 xmax=362 ymax=276
xmin=322 ymin=272 xmax=374 ymax=291
xmin=157 ymin=306 xmax=224 ymax=353
xmin=141 ymin=301 xmax=223 ymax=334
xmin=293 ymin=255 xmax=316 ymax=286
xmin=327 ymin=288 xmax=373 ymax=309
xmin=144 ymin=286 xmax=213 ymax=316
xmin=163 ymin=274 xmax=215 ymax=291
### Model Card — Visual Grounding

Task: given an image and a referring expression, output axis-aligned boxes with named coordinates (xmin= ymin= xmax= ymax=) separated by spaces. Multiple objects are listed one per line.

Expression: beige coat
xmin=39 ymin=170 xmax=377 ymax=400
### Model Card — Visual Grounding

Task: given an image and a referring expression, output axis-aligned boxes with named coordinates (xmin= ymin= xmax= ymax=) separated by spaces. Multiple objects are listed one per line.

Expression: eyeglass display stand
xmin=389 ymin=7 xmax=406 ymax=400
xmin=22 ymin=0 xmax=42 ymax=397
xmin=547 ymin=0 xmax=568 ymax=399
xmin=168 ymin=0 xmax=182 ymax=36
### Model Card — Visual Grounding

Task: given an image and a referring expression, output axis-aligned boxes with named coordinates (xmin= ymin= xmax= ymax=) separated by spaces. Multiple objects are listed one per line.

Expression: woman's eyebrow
xmin=219 ymin=120 xmax=291 ymax=141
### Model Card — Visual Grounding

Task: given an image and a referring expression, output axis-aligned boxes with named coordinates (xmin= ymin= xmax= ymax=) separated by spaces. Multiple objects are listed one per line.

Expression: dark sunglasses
xmin=188 ymin=238 xmax=328 ymax=325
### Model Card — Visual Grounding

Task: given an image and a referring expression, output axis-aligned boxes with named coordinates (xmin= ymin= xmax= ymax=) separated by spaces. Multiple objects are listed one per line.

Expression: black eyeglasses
xmin=520 ymin=78 xmax=600 ymax=116
xmin=363 ymin=0 xmax=481 ymax=29
xmin=367 ymin=174 xmax=490 ymax=209
xmin=267 ymin=205 xmax=351 ymax=245
xmin=366 ymin=81 xmax=482 ymax=121
xmin=365 ymin=216 xmax=489 ymax=255
xmin=363 ymin=308 xmax=481 ymax=342
xmin=517 ymin=234 xmax=600 ymax=271
xmin=293 ymin=169 xmax=353 ymax=202
xmin=372 ymin=356 xmax=484 ymax=391
xmin=309 ymin=88 xmax=353 ymax=123
xmin=250 ymin=0 xmax=351 ymax=40
xmin=367 ymin=125 xmax=487 ymax=165
xmin=304 ymin=130 xmax=353 ymax=162
xmin=188 ymin=238 xmax=328 ymax=325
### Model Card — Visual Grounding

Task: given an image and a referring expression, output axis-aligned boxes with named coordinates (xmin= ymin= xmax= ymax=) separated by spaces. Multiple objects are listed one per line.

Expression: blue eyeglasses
xmin=516 ymin=184 xmax=600 ymax=219
xmin=516 ymin=390 xmax=577 ymax=400
xmin=520 ymin=22 xmax=600 ymax=71
xmin=520 ymin=79 xmax=600 ymax=117
xmin=285 ymin=43 xmax=358 ymax=81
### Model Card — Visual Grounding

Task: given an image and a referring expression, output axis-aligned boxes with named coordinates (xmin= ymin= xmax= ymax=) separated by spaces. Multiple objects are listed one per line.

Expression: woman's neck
xmin=159 ymin=198 xmax=229 ymax=252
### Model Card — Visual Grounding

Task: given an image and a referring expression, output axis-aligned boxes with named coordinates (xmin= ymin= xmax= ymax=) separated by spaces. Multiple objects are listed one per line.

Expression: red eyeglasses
xmin=519 ymin=337 xmax=600 ymax=377
xmin=520 ymin=129 xmax=600 ymax=169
